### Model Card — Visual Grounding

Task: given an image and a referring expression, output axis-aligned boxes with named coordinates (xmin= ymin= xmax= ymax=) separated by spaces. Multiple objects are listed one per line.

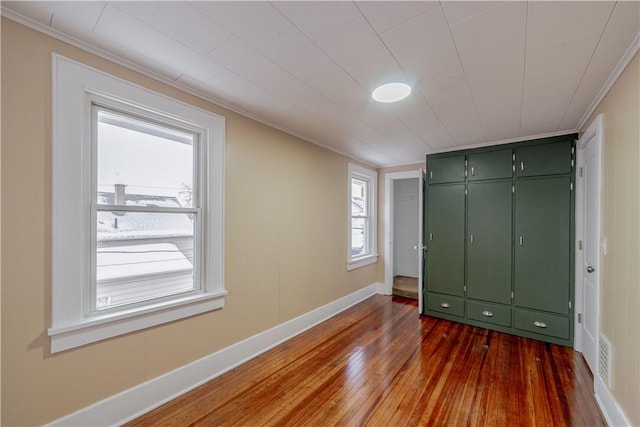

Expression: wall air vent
xmin=598 ymin=334 xmax=612 ymax=388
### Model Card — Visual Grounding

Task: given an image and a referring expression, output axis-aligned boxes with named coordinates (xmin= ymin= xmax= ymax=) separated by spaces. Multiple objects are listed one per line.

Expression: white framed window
xmin=49 ymin=54 xmax=225 ymax=353
xmin=347 ymin=163 xmax=378 ymax=271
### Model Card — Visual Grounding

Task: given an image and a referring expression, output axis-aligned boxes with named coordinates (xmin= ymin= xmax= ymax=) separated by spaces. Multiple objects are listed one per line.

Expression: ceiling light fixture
xmin=372 ymin=82 xmax=412 ymax=103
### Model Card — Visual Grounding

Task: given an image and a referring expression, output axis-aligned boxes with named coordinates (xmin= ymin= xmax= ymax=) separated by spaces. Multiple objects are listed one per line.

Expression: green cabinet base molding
xmin=423 ymin=135 xmax=577 ymax=346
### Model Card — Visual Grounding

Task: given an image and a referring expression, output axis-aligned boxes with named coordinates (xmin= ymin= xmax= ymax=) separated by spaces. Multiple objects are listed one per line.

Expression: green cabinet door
xmin=516 ymin=141 xmax=572 ymax=177
xmin=468 ymin=149 xmax=513 ymax=181
xmin=427 ymin=184 xmax=465 ymax=296
xmin=427 ymin=155 xmax=465 ymax=184
xmin=467 ymin=181 xmax=512 ymax=304
xmin=514 ymin=177 xmax=571 ymax=314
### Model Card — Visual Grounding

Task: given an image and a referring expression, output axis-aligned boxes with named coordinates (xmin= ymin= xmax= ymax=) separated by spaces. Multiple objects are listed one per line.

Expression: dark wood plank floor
xmin=127 ymin=295 xmax=605 ymax=426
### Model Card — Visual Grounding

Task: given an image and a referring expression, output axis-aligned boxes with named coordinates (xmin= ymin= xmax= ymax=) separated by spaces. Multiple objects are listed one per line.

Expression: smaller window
xmin=347 ymin=163 xmax=378 ymax=270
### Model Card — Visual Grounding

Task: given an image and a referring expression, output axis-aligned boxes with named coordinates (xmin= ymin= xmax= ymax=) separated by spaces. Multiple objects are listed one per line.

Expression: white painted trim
xmin=577 ymin=33 xmax=640 ymax=132
xmin=347 ymin=163 xmax=378 ymax=269
xmin=346 ymin=254 xmax=379 ymax=271
xmin=45 ymin=283 xmax=383 ymax=427
xmin=49 ymin=292 xmax=227 ymax=353
xmin=383 ymin=170 xmax=421 ymax=299
xmin=0 ymin=8 xmax=378 ymax=170
xmin=51 ymin=54 xmax=226 ymax=352
xmin=574 ymin=115 xmax=603 ymax=369
xmin=595 ymin=375 xmax=633 ymax=427
xmin=417 ymin=169 xmax=425 ymax=313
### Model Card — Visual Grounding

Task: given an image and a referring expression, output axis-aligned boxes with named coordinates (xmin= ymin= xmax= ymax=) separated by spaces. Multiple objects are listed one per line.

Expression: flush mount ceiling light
xmin=372 ymin=82 xmax=412 ymax=103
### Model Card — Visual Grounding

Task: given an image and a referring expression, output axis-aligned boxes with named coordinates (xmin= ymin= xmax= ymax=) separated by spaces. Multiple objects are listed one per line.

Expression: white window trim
xmin=347 ymin=163 xmax=378 ymax=271
xmin=49 ymin=54 xmax=226 ymax=353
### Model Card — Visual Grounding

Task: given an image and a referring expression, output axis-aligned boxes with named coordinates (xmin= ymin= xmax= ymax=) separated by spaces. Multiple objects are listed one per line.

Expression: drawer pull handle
xmin=440 ymin=303 xmax=450 ymax=309
xmin=482 ymin=310 xmax=493 ymax=317
xmin=534 ymin=321 xmax=547 ymax=328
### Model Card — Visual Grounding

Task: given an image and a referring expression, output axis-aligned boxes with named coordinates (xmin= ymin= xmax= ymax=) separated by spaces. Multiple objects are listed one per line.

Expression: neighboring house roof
xmin=97 ymin=242 xmax=192 ymax=281
xmin=352 ymin=197 xmax=366 ymax=216
xmin=97 ymin=192 xmax=193 ymax=240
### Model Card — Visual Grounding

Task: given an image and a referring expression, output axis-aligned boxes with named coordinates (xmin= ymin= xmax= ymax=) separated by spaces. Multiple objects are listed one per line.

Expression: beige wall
xmin=582 ymin=52 xmax=640 ymax=425
xmin=0 ymin=19 xmax=378 ymax=426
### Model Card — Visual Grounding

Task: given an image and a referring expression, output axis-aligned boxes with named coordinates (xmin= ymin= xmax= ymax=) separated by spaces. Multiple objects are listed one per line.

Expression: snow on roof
xmin=98 ymin=192 xmax=193 ymax=240
xmin=352 ymin=197 xmax=366 ymax=215
xmin=98 ymin=192 xmax=183 ymax=208
xmin=97 ymin=242 xmax=192 ymax=281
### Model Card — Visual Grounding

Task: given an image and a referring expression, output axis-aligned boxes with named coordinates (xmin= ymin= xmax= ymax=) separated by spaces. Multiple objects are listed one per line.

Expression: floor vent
xmin=598 ymin=334 xmax=612 ymax=388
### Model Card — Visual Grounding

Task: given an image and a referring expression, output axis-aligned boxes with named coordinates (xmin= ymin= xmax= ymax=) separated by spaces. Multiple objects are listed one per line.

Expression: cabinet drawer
xmin=467 ymin=300 xmax=512 ymax=327
xmin=427 ymin=155 xmax=465 ymax=184
xmin=427 ymin=293 xmax=465 ymax=317
xmin=514 ymin=309 xmax=569 ymax=339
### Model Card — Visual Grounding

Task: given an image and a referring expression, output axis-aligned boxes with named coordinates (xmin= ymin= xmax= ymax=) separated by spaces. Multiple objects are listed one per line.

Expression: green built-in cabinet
xmin=423 ymin=135 xmax=576 ymax=346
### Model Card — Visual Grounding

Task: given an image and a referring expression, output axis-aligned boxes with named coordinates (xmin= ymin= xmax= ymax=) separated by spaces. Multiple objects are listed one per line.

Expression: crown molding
xmin=0 ymin=8 xmax=378 ymax=169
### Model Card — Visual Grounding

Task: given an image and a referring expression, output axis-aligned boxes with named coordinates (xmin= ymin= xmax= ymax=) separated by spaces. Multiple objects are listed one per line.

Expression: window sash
xmin=348 ymin=164 xmax=377 ymax=266
xmin=90 ymin=104 xmax=204 ymax=314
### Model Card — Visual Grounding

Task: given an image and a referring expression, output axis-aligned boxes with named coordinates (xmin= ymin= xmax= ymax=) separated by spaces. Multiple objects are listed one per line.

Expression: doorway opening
xmin=392 ymin=178 xmax=419 ymax=299
xmin=384 ymin=169 xmax=423 ymax=311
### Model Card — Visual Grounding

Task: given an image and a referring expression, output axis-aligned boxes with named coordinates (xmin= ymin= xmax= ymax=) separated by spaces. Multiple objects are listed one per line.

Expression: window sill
xmin=48 ymin=290 xmax=227 ymax=353
xmin=347 ymin=254 xmax=379 ymax=271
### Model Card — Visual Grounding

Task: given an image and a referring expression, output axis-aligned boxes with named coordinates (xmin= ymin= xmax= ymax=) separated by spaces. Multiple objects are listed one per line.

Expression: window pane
xmin=351 ymin=178 xmax=367 ymax=216
xmin=351 ymin=218 xmax=368 ymax=257
xmin=96 ymin=211 xmax=195 ymax=309
xmin=97 ymin=110 xmax=195 ymax=207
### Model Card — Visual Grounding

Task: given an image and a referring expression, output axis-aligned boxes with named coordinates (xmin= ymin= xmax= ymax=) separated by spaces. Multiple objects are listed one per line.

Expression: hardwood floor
xmin=126 ymin=295 xmax=605 ymax=426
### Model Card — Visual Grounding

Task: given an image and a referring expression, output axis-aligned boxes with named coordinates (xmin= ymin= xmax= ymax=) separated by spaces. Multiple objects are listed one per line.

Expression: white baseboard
xmin=594 ymin=374 xmax=633 ymax=426
xmin=46 ymin=282 xmax=383 ymax=427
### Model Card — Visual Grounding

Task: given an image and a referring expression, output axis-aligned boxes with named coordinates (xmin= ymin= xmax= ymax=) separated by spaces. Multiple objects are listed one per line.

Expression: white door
xmin=578 ymin=116 xmax=602 ymax=374
xmin=418 ymin=169 xmax=425 ymax=313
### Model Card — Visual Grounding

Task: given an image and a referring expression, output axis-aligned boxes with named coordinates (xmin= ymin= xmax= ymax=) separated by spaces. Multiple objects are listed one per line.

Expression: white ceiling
xmin=3 ymin=1 xmax=639 ymax=167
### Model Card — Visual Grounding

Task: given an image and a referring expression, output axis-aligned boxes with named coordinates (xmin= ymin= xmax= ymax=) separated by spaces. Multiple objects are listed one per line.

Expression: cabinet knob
xmin=440 ymin=303 xmax=450 ymax=309
xmin=533 ymin=321 xmax=547 ymax=328
xmin=587 ymin=266 xmax=595 ymax=273
xmin=481 ymin=310 xmax=493 ymax=317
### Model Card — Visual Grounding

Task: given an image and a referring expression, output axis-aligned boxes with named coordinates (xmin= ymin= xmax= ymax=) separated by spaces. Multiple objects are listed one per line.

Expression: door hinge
xmin=465 ymin=188 xmax=468 ymax=195
xmin=512 ymin=185 xmax=515 ymax=193
xmin=579 ymin=167 xmax=583 ymax=177
xmin=570 ymin=182 xmax=574 ymax=191
xmin=571 ymin=159 xmax=575 ymax=167
xmin=511 ymin=292 xmax=514 ymax=300
xmin=578 ymin=240 xmax=583 ymax=250
xmin=464 ymin=286 xmax=467 ymax=293
xmin=572 ymin=146 xmax=575 ymax=154
xmin=569 ymin=301 xmax=572 ymax=309
xmin=578 ymin=313 xmax=582 ymax=323
xmin=429 ymin=171 xmax=433 ymax=179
